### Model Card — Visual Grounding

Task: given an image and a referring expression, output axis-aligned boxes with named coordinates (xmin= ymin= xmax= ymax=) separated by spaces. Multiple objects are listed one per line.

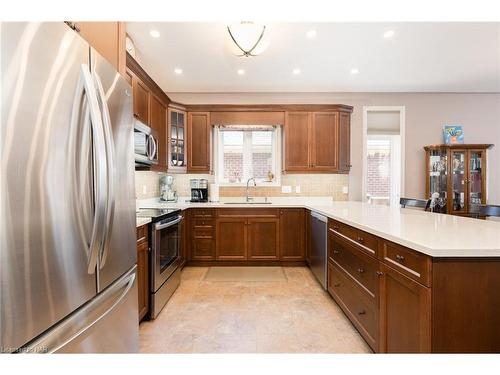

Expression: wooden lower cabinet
xmin=247 ymin=218 xmax=280 ymax=260
xmin=136 ymin=224 xmax=149 ymax=322
xmin=280 ymin=209 xmax=306 ymax=261
xmin=216 ymin=218 xmax=247 ymax=260
xmin=379 ymin=263 xmax=431 ymax=353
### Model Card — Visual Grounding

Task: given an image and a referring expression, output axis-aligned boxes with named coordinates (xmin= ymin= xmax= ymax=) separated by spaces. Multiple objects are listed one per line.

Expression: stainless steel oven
xmin=150 ymin=212 xmax=183 ymax=318
xmin=134 ymin=120 xmax=158 ymax=166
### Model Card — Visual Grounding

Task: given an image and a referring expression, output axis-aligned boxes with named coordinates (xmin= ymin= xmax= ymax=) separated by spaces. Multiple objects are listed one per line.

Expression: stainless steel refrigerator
xmin=0 ymin=22 xmax=138 ymax=353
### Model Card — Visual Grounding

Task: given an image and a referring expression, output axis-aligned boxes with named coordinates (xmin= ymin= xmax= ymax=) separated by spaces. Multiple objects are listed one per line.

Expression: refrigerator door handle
xmin=92 ymin=71 xmax=116 ymax=270
xmin=76 ymin=64 xmax=108 ymax=274
xmin=19 ymin=267 xmax=136 ymax=354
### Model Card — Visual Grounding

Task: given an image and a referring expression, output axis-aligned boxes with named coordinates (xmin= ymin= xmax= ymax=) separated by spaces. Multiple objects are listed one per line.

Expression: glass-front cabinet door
xmin=168 ymin=108 xmax=186 ymax=171
xmin=427 ymin=148 xmax=448 ymax=213
xmin=449 ymin=150 xmax=467 ymax=214
xmin=468 ymin=150 xmax=485 ymax=208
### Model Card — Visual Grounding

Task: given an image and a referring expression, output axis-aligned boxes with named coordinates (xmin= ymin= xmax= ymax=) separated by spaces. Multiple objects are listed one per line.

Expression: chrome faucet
xmin=246 ymin=177 xmax=256 ymax=202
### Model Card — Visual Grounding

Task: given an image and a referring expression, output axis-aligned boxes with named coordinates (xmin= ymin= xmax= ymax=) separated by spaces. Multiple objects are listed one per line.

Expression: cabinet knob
xmin=395 ymin=254 xmax=405 ymax=262
xmin=333 ymin=283 xmax=340 ymax=287
xmin=357 ymin=236 xmax=364 ymax=243
xmin=376 ymin=271 xmax=384 ymax=277
xmin=333 ymin=226 xmax=340 ymax=231
xmin=333 ymin=250 xmax=340 ymax=254
xmin=357 ymin=268 xmax=365 ymax=274
xmin=358 ymin=310 xmax=366 ymax=315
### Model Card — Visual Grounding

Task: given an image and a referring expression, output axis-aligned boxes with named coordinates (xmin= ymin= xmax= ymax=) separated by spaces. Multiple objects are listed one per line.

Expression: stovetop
xmin=136 ymin=208 xmax=181 ymax=222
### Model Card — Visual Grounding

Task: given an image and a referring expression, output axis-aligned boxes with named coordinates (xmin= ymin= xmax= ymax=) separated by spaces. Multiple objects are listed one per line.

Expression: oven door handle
xmin=154 ymin=216 xmax=183 ymax=230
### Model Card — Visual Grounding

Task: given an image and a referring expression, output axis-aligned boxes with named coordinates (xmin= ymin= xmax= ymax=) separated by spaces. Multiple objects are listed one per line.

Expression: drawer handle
xmin=376 ymin=271 xmax=384 ymax=277
xmin=357 ymin=236 xmax=364 ymax=243
xmin=358 ymin=310 xmax=366 ymax=315
xmin=357 ymin=268 xmax=365 ymax=274
xmin=333 ymin=283 xmax=340 ymax=287
xmin=395 ymin=254 xmax=405 ymax=262
xmin=333 ymin=226 xmax=340 ymax=231
xmin=333 ymin=250 xmax=340 ymax=254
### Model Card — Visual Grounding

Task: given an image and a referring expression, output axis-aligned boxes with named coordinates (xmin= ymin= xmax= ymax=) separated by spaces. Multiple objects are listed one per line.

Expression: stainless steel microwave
xmin=134 ymin=120 xmax=158 ymax=166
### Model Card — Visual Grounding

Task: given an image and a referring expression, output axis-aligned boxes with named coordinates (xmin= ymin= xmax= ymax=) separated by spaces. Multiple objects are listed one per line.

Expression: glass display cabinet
xmin=168 ymin=106 xmax=187 ymax=172
xmin=424 ymin=144 xmax=493 ymax=216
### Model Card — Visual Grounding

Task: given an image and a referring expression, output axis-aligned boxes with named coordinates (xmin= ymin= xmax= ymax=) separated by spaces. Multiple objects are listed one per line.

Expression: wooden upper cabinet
xmin=280 ymin=209 xmax=306 ymax=261
xmin=338 ymin=112 xmax=351 ymax=173
xmin=187 ymin=112 xmax=211 ymax=173
xmin=150 ymin=95 xmax=167 ymax=170
xmin=72 ymin=22 xmax=126 ymax=76
xmin=284 ymin=112 xmax=311 ymax=171
xmin=311 ymin=112 xmax=339 ymax=171
xmin=283 ymin=110 xmax=350 ymax=173
xmin=133 ymin=77 xmax=150 ymax=125
xmin=379 ymin=263 xmax=431 ymax=353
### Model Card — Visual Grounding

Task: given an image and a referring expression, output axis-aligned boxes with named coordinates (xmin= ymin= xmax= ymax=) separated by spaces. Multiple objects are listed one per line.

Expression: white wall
xmin=169 ymin=92 xmax=500 ymax=204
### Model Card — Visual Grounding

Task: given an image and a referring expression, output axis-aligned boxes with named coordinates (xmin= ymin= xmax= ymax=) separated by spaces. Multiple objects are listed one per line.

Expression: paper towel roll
xmin=210 ymin=183 xmax=219 ymax=202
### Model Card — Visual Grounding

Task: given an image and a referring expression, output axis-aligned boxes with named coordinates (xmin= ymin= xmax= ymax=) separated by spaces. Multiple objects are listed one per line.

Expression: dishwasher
xmin=309 ymin=211 xmax=328 ymax=289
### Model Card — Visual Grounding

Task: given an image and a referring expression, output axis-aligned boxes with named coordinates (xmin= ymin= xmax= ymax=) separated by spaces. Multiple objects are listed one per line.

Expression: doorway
xmin=362 ymin=106 xmax=405 ymax=206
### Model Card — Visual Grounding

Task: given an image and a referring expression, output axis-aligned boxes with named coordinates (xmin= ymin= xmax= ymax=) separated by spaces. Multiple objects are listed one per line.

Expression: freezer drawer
xmin=21 ymin=266 xmax=139 ymax=353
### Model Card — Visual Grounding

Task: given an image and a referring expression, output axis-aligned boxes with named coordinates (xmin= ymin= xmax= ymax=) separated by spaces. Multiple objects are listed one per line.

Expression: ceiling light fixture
xmin=293 ymin=68 xmax=301 ymax=75
xmin=149 ymin=30 xmax=160 ymax=38
xmin=383 ymin=30 xmax=395 ymax=39
xmin=306 ymin=29 xmax=317 ymax=38
xmin=227 ymin=21 xmax=270 ymax=57
xmin=174 ymin=68 xmax=183 ymax=75
xmin=350 ymin=68 xmax=359 ymax=75
xmin=237 ymin=69 xmax=245 ymax=75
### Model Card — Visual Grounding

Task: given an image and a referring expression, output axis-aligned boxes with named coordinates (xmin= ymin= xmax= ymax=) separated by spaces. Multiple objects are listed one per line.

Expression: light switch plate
xmin=281 ymin=185 xmax=292 ymax=193
xmin=295 ymin=185 xmax=301 ymax=193
xmin=342 ymin=186 xmax=349 ymax=194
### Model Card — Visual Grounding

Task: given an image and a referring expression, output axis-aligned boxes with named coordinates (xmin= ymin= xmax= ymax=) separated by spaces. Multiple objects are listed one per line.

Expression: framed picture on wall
xmin=443 ymin=125 xmax=464 ymax=145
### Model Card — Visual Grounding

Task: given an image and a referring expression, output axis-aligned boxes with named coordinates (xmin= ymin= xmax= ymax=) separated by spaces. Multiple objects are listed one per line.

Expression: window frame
xmin=213 ymin=125 xmax=282 ymax=187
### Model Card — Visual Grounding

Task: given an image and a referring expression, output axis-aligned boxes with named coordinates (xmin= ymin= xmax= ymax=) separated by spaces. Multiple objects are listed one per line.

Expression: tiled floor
xmin=139 ymin=266 xmax=372 ymax=353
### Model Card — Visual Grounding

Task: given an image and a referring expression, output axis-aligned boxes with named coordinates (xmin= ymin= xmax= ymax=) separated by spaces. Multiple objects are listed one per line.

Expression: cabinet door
xmin=248 ymin=218 xmax=280 ymax=261
xmin=280 ymin=209 xmax=305 ymax=261
xmin=75 ymin=22 xmax=125 ymax=75
xmin=338 ymin=112 xmax=351 ymax=173
xmin=132 ymin=77 xmax=150 ymax=125
xmin=379 ymin=263 xmax=431 ymax=353
xmin=467 ymin=149 xmax=486 ymax=209
xmin=187 ymin=112 xmax=211 ymax=173
xmin=191 ymin=239 xmax=215 ymax=260
xmin=137 ymin=241 xmax=149 ymax=321
xmin=150 ymin=95 xmax=167 ymax=169
xmin=168 ymin=108 xmax=187 ymax=170
xmin=449 ymin=149 xmax=467 ymax=214
xmin=311 ymin=112 xmax=339 ymax=171
xmin=216 ymin=218 xmax=247 ymax=260
xmin=284 ymin=112 xmax=311 ymax=171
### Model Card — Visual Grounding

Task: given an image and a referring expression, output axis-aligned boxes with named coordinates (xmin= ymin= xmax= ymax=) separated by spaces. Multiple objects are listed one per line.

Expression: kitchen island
xmin=137 ymin=198 xmax=500 ymax=353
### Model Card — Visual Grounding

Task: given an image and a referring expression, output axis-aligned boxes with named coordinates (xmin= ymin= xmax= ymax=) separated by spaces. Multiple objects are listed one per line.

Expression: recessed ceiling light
xmin=237 ymin=69 xmax=245 ymax=75
xmin=306 ymin=29 xmax=317 ymax=38
xmin=174 ymin=68 xmax=183 ymax=75
xmin=350 ymin=68 xmax=359 ymax=75
xmin=293 ymin=68 xmax=301 ymax=75
xmin=383 ymin=30 xmax=395 ymax=39
xmin=149 ymin=30 xmax=160 ymax=38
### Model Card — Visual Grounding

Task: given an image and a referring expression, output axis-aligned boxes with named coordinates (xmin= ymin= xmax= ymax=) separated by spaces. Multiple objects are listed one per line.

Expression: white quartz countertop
xmin=136 ymin=217 xmax=151 ymax=228
xmin=136 ymin=197 xmax=500 ymax=257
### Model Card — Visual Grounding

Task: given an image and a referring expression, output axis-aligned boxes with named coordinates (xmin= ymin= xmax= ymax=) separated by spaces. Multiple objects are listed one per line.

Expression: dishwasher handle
xmin=310 ymin=211 xmax=328 ymax=223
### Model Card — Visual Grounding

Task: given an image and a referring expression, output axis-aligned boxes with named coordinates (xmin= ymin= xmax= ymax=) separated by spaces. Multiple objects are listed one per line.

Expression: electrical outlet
xmin=281 ymin=185 xmax=292 ymax=194
xmin=295 ymin=185 xmax=301 ymax=193
xmin=142 ymin=185 xmax=147 ymax=195
xmin=342 ymin=186 xmax=349 ymax=194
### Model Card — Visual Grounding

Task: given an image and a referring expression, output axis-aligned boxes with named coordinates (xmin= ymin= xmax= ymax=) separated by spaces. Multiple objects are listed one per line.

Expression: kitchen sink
xmin=223 ymin=201 xmax=272 ymax=205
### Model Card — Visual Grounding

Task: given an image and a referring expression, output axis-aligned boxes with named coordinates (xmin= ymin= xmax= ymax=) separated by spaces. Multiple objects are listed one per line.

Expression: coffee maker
xmin=190 ymin=179 xmax=208 ymax=202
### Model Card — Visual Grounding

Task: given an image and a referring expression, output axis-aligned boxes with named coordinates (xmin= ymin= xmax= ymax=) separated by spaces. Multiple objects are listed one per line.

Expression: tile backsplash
xmin=135 ymin=171 xmax=349 ymax=200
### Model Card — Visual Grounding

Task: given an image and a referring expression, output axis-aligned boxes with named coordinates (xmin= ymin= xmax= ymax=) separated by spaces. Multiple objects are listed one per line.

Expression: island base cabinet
xmin=379 ymin=263 xmax=431 ymax=353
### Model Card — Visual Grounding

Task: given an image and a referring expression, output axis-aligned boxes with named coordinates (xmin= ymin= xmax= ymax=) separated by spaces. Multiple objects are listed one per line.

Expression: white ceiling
xmin=126 ymin=22 xmax=500 ymax=93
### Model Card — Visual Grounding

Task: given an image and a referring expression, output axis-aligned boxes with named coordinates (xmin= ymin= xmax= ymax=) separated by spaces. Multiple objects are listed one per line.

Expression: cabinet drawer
xmin=192 ymin=226 xmax=214 ymax=238
xmin=136 ymin=224 xmax=148 ymax=244
xmin=379 ymin=240 xmax=432 ymax=287
xmin=192 ymin=218 xmax=215 ymax=228
xmin=328 ymin=219 xmax=378 ymax=257
xmin=217 ymin=208 xmax=279 ymax=218
xmin=329 ymin=234 xmax=379 ymax=300
xmin=191 ymin=208 xmax=215 ymax=218
xmin=328 ymin=262 xmax=378 ymax=351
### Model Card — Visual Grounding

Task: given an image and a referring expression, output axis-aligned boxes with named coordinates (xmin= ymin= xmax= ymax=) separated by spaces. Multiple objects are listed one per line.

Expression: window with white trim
xmin=214 ymin=125 xmax=281 ymax=186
